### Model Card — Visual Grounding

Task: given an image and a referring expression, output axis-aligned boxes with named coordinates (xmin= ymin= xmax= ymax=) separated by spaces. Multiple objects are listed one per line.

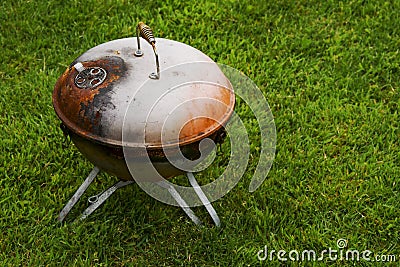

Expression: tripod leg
xmin=157 ymin=181 xmax=202 ymax=226
xmin=80 ymin=180 xmax=134 ymax=220
xmin=187 ymin=172 xmax=221 ymax=227
xmin=58 ymin=166 xmax=100 ymax=222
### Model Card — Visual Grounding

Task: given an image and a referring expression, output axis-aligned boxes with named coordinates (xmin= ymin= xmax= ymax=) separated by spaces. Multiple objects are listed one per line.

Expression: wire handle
xmin=134 ymin=22 xmax=160 ymax=79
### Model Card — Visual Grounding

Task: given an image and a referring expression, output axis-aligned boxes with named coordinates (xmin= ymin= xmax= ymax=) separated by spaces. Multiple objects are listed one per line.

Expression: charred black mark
xmin=78 ymin=56 xmax=128 ymax=137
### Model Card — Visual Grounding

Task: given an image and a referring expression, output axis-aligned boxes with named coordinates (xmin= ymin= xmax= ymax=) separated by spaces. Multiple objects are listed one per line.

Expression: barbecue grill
xmin=53 ymin=22 xmax=235 ymax=226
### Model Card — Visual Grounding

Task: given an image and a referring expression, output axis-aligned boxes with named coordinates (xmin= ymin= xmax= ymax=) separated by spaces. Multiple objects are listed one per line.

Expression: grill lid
xmin=53 ymin=34 xmax=234 ymax=148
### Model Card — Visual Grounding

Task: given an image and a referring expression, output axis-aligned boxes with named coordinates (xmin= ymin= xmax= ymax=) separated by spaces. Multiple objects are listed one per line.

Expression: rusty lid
xmin=53 ymin=37 xmax=235 ymax=148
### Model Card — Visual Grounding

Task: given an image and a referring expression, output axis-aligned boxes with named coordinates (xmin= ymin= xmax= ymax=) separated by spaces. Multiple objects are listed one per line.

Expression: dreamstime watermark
xmin=122 ymin=61 xmax=276 ymax=206
xmin=257 ymin=239 xmax=397 ymax=262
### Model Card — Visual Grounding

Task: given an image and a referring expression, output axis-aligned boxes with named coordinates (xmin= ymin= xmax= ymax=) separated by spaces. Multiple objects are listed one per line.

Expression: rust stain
xmin=53 ymin=56 xmax=127 ymax=138
xmin=177 ymin=84 xmax=234 ymax=144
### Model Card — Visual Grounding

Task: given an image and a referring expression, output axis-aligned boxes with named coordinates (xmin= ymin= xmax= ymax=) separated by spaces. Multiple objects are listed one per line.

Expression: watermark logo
xmin=257 ymin=239 xmax=397 ymax=262
xmin=336 ymin=238 xmax=347 ymax=249
xmin=122 ymin=62 xmax=276 ymax=206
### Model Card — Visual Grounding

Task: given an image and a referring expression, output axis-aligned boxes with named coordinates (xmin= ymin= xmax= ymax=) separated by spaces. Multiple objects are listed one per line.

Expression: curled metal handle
xmin=134 ymin=22 xmax=160 ymax=79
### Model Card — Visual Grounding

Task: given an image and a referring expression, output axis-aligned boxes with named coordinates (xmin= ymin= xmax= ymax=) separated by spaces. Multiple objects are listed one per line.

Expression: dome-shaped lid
xmin=53 ymin=37 xmax=235 ymax=148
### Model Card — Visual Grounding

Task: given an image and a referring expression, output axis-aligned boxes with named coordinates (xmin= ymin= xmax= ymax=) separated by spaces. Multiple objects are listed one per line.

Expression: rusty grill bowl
xmin=67 ymin=127 xmax=226 ymax=180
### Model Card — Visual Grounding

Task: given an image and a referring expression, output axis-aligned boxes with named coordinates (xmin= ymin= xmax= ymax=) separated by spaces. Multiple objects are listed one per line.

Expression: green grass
xmin=1 ymin=0 xmax=399 ymax=266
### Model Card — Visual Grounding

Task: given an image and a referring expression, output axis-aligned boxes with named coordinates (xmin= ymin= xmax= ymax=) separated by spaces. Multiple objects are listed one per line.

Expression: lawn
xmin=1 ymin=0 xmax=399 ymax=266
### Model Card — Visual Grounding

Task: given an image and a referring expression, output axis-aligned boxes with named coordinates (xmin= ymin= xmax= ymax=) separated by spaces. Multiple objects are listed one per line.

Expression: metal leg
xmin=187 ymin=172 xmax=221 ymax=227
xmin=157 ymin=181 xmax=202 ymax=226
xmin=80 ymin=180 xmax=134 ymax=220
xmin=58 ymin=167 xmax=220 ymax=226
xmin=157 ymin=174 xmax=221 ymax=227
xmin=58 ymin=166 xmax=100 ymax=222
